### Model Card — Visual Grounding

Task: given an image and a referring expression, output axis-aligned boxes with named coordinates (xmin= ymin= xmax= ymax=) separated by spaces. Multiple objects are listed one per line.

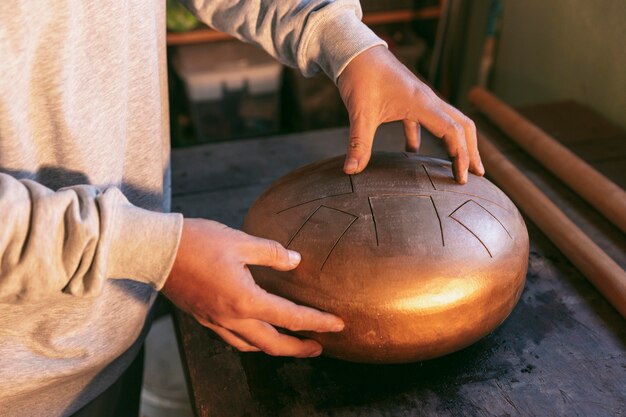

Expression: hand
xmin=162 ymin=219 xmax=344 ymax=357
xmin=337 ymin=45 xmax=484 ymax=184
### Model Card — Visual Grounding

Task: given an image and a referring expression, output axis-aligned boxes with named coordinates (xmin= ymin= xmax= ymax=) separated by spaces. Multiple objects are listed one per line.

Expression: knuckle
xmin=266 ymin=240 xmax=284 ymax=261
xmin=232 ymin=228 xmax=252 ymax=243
xmin=232 ymin=296 xmax=253 ymax=316
xmin=262 ymin=345 xmax=281 ymax=357
xmin=456 ymin=114 xmax=475 ymax=132
xmin=463 ymin=117 xmax=477 ymax=133
xmin=348 ymin=139 xmax=368 ymax=152
xmin=444 ymin=121 xmax=464 ymax=139
xmin=287 ymin=314 xmax=305 ymax=331
xmin=412 ymin=84 xmax=433 ymax=100
xmin=457 ymin=152 xmax=470 ymax=168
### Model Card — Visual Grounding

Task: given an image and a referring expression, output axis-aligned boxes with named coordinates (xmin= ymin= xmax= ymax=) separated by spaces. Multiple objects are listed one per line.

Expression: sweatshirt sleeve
xmin=182 ymin=0 xmax=387 ymax=81
xmin=0 ymin=173 xmax=183 ymax=303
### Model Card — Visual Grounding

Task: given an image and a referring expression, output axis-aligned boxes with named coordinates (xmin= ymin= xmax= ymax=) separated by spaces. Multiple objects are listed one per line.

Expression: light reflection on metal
xmin=244 ymin=152 xmax=529 ymax=363
xmin=391 ymin=277 xmax=480 ymax=313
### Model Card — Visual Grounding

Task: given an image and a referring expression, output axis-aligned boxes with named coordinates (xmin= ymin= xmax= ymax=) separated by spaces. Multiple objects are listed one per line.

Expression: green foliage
xmin=166 ymin=0 xmax=199 ymax=32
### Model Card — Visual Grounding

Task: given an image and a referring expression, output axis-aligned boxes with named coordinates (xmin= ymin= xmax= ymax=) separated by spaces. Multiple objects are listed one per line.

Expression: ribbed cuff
xmin=106 ymin=201 xmax=183 ymax=291
xmin=298 ymin=4 xmax=387 ymax=82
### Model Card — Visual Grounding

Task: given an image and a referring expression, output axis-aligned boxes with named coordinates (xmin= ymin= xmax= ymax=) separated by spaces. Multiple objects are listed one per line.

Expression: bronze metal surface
xmin=243 ymin=152 xmax=529 ymax=363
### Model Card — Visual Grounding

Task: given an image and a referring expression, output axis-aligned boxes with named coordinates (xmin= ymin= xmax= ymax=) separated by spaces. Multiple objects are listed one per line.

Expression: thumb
xmin=344 ymin=116 xmax=377 ymax=174
xmin=243 ymin=235 xmax=301 ymax=271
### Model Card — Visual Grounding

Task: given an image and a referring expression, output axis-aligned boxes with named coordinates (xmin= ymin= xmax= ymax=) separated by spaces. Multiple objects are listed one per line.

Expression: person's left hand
xmin=337 ymin=45 xmax=484 ymax=184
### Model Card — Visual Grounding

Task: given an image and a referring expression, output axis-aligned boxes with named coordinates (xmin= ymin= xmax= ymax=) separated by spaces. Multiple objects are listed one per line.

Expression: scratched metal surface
xmin=172 ymin=106 xmax=626 ymax=417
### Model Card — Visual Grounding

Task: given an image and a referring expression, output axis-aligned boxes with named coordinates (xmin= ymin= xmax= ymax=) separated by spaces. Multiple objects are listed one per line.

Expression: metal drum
xmin=243 ymin=152 xmax=528 ymax=363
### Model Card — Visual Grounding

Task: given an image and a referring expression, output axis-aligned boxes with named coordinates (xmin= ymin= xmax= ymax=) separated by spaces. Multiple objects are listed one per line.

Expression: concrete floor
xmin=140 ymin=315 xmax=193 ymax=417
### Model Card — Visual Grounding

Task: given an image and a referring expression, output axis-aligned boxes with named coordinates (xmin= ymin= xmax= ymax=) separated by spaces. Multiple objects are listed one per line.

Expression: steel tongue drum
xmin=243 ymin=152 xmax=528 ymax=363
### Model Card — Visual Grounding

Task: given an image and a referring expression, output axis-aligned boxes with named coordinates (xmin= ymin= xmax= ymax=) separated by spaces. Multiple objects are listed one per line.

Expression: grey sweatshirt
xmin=0 ymin=1 xmax=383 ymax=416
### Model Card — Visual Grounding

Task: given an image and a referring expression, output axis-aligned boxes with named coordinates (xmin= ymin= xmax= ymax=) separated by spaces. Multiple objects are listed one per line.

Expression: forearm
xmin=0 ymin=173 xmax=182 ymax=303
xmin=182 ymin=0 xmax=386 ymax=80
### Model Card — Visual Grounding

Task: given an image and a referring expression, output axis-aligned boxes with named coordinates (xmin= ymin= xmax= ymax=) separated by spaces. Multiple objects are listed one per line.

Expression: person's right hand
xmin=162 ymin=218 xmax=345 ymax=358
xmin=337 ymin=45 xmax=484 ymax=184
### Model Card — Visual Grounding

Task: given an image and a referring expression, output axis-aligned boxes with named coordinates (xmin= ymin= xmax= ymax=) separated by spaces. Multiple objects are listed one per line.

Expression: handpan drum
xmin=243 ymin=152 xmax=528 ymax=363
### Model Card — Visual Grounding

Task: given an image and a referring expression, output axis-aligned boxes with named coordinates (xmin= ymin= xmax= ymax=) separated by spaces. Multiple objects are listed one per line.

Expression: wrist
xmin=299 ymin=5 xmax=387 ymax=82
xmin=106 ymin=197 xmax=183 ymax=290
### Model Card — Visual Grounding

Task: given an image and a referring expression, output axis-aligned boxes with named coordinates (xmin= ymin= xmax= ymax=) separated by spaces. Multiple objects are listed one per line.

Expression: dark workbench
xmin=171 ymin=102 xmax=626 ymax=417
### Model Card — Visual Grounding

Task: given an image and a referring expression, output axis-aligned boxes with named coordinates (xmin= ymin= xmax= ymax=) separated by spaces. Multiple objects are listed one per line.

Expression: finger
xmin=240 ymin=234 xmax=301 ymax=271
xmin=344 ymin=115 xmax=377 ymax=174
xmin=440 ymin=106 xmax=484 ymax=176
xmin=248 ymin=288 xmax=345 ymax=333
xmin=195 ymin=316 xmax=261 ymax=352
xmin=403 ymin=120 xmax=421 ymax=153
xmin=232 ymin=319 xmax=324 ymax=358
xmin=412 ymin=98 xmax=470 ymax=183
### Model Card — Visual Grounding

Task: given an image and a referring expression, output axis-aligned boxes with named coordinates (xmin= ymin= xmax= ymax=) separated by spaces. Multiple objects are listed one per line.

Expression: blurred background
xmin=166 ymin=0 xmax=626 ymax=147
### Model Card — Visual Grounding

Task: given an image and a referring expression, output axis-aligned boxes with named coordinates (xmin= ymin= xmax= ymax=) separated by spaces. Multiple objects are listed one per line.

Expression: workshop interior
xmin=143 ymin=0 xmax=625 ymax=416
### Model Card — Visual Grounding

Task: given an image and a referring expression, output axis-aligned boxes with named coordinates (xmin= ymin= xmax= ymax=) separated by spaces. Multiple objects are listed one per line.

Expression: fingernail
xmin=288 ymin=250 xmax=301 ymax=267
xmin=331 ymin=320 xmax=345 ymax=332
xmin=344 ymin=158 xmax=358 ymax=174
xmin=309 ymin=347 xmax=323 ymax=357
xmin=479 ymin=161 xmax=485 ymax=175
